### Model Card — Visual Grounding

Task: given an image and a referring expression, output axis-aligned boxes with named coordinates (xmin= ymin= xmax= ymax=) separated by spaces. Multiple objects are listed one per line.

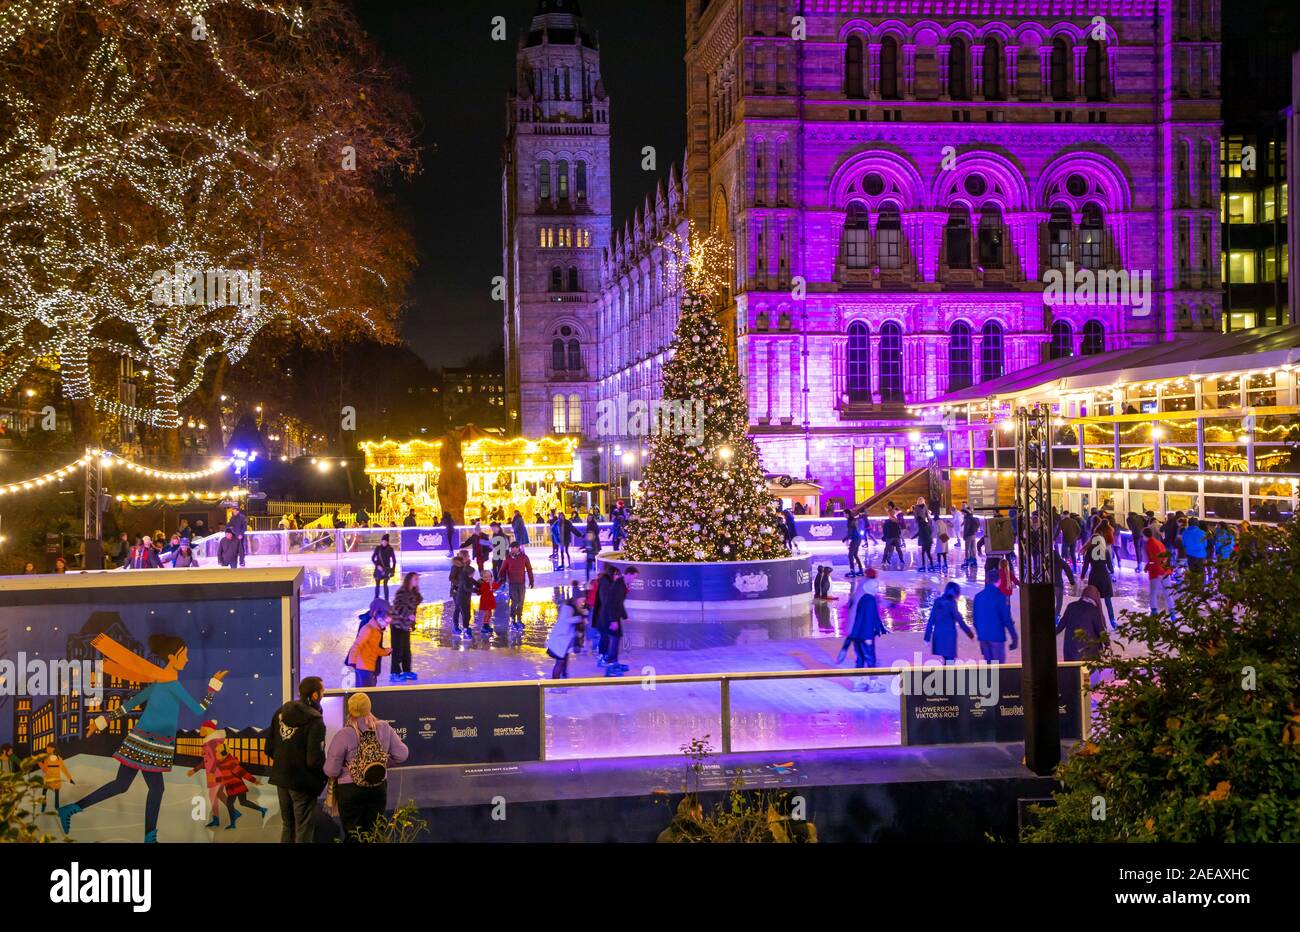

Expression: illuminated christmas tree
xmin=623 ymin=230 xmax=786 ymax=563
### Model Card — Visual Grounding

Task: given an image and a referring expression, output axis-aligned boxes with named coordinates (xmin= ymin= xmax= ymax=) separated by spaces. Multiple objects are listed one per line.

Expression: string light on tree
xmin=623 ymin=230 xmax=785 ymax=564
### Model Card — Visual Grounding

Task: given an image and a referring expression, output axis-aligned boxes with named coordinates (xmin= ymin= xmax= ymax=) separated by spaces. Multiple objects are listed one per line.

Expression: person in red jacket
xmin=477 ymin=571 xmax=498 ymax=636
xmin=501 ymin=542 xmax=535 ymax=630
xmin=1143 ymin=526 xmax=1175 ymax=619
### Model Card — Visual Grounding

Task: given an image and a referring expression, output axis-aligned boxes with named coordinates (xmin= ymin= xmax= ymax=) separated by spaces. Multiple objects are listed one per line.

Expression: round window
xmin=862 ymin=173 xmax=885 ymax=197
xmin=560 ymin=326 xmax=572 ymax=337
xmin=963 ymin=174 xmax=987 ymax=197
xmin=1066 ymin=174 xmax=1089 ymax=197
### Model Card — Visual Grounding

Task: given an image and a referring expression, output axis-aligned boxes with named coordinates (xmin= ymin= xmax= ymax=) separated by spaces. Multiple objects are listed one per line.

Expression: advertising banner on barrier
xmin=901 ymin=665 xmax=1083 ymax=746
xmin=400 ymin=528 xmax=449 ymax=554
xmin=359 ymin=685 xmax=542 ymax=766
xmin=793 ymin=517 xmax=847 ymax=543
xmin=613 ymin=557 xmax=813 ymax=602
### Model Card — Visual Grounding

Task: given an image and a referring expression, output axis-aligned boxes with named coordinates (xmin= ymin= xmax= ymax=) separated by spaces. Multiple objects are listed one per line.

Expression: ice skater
xmin=837 ymin=570 xmax=888 ymax=690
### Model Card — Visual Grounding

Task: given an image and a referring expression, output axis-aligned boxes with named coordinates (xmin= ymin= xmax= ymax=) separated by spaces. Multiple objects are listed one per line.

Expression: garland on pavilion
xmin=622 ymin=230 xmax=786 ymax=563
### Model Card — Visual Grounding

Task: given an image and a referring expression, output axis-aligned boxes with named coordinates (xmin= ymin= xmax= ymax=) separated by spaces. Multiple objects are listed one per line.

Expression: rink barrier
xmin=322 ymin=662 xmax=1091 ymax=767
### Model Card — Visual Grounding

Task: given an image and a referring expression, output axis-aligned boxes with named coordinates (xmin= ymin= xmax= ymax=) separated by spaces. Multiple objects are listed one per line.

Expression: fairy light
xmin=0 ymin=1 xmax=386 ymax=428
xmin=0 ymin=449 xmax=231 ymax=497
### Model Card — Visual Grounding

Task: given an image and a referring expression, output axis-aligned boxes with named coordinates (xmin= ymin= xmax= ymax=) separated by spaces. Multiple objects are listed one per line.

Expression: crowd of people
xmin=346 ymin=504 xmax=640 ymax=686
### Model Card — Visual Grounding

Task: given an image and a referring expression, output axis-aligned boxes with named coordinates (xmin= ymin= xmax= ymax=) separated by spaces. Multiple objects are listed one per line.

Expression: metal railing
xmin=326 ymin=662 xmax=1092 ymax=763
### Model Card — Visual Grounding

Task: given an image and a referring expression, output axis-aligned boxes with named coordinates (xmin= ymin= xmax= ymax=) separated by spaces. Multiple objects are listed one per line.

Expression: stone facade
xmin=503 ymin=0 xmax=611 ymax=444
xmin=506 ymin=0 xmax=1223 ymax=507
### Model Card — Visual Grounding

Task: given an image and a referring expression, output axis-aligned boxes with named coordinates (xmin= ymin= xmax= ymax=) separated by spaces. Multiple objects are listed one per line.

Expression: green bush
xmin=1023 ymin=522 xmax=1300 ymax=842
xmin=0 ymin=757 xmax=63 ymax=843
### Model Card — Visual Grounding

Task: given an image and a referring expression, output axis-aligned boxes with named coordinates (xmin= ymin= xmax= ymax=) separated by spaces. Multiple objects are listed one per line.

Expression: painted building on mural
xmin=506 ymin=0 xmax=1223 ymax=508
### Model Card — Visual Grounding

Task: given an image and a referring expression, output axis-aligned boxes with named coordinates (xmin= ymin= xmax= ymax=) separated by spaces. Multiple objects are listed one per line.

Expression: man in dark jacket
xmin=266 ymin=677 xmax=327 ymax=844
xmin=371 ymin=534 xmax=397 ymax=600
xmin=597 ymin=567 xmax=635 ymax=673
xmin=1057 ymin=512 xmax=1080 ymax=569
xmin=881 ymin=513 xmax=903 ymax=569
xmin=403 ymin=509 xmax=418 ymax=527
xmin=442 ymin=510 xmax=457 ymax=556
xmin=228 ymin=504 xmax=249 ymax=568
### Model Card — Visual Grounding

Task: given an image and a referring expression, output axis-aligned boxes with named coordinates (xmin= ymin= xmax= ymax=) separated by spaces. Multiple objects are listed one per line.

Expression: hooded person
xmin=1056 ymin=585 xmax=1109 ymax=663
xmin=972 ymin=572 xmax=1019 ymax=663
xmin=836 ymin=569 xmax=888 ymax=689
xmin=266 ymin=677 xmax=328 ymax=843
xmin=923 ymin=581 xmax=974 ymax=664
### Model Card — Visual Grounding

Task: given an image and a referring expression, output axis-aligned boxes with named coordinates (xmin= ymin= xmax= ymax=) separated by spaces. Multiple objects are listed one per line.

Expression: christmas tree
xmin=623 ymin=231 xmax=787 ymax=563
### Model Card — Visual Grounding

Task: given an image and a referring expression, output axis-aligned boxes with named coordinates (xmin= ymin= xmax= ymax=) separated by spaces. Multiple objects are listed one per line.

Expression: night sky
xmin=356 ymin=0 xmax=687 ymax=369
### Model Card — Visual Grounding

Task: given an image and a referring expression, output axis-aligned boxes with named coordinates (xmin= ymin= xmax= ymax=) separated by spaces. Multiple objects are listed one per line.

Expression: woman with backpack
xmin=324 ymin=692 xmax=409 ymax=843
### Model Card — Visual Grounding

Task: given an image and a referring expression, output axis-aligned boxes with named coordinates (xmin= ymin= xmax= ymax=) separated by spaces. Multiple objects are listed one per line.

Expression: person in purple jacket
xmin=324 ymin=692 xmax=410 ymax=842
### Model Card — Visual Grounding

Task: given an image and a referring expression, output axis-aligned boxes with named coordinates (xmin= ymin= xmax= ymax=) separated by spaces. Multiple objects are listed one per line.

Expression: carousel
xmin=361 ymin=432 xmax=579 ymax=526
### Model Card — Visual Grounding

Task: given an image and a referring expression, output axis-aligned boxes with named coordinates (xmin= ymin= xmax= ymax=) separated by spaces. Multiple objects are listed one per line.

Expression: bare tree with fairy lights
xmin=0 ymin=0 xmax=419 ymax=453
xmin=622 ymin=227 xmax=787 ymax=563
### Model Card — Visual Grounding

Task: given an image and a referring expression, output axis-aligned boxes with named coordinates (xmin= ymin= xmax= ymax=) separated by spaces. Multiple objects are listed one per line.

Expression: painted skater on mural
xmin=58 ymin=633 xmax=229 ymax=843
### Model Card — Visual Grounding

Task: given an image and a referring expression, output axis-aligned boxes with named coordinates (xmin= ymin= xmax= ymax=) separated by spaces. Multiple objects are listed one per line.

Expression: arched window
xmin=1081 ymin=320 xmax=1105 ymax=356
xmin=944 ymin=206 xmax=972 ymax=269
xmin=980 ymin=320 xmax=1005 ymax=382
xmin=983 ymin=39 xmax=1004 ymax=100
xmin=1084 ymin=38 xmax=1105 ymax=101
xmin=567 ymin=394 xmax=582 ymax=433
xmin=551 ymin=339 xmax=566 ymax=370
xmin=949 ymin=38 xmax=969 ymax=100
xmin=576 ymin=161 xmax=587 ymax=201
xmin=878 ymin=321 xmax=904 ymax=402
xmin=845 ymin=35 xmax=864 ymax=98
xmin=556 ymin=160 xmax=569 ymax=201
xmin=949 ymin=321 xmax=973 ymax=391
xmin=567 ymin=266 xmax=580 ymax=291
xmin=1050 ymin=39 xmax=1070 ymax=100
xmin=978 ymin=206 xmax=1004 ymax=269
xmin=1049 ymin=320 xmax=1074 ymax=360
xmin=880 ymin=36 xmax=900 ymax=100
xmin=876 ymin=202 xmax=902 ymax=269
xmin=843 ymin=202 xmax=871 ymax=269
xmin=847 ymin=321 xmax=871 ymax=402
xmin=550 ymin=266 xmax=563 ymax=291
xmin=1048 ymin=205 xmax=1073 ymax=270
xmin=552 ymin=395 xmax=567 ymax=433
xmin=538 ymin=160 xmax=551 ymax=200
xmin=567 ymin=339 xmax=582 ymax=370
xmin=1079 ymin=203 xmax=1105 ymax=270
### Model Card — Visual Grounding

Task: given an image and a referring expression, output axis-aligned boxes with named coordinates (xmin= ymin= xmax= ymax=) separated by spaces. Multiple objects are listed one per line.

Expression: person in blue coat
xmin=923 ymin=581 xmax=973 ymax=664
xmin=837 ymin=570 xmax=888 ymax=688
xmin=511 ymin=510 xmax=530 ymax=548
xmin=972 ymin=575 xmax=1019 ymax=663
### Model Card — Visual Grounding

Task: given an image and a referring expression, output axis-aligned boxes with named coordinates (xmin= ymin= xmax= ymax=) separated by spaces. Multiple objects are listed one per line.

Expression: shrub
xmin=1023 ymin=523 xmax=1300 ymax=841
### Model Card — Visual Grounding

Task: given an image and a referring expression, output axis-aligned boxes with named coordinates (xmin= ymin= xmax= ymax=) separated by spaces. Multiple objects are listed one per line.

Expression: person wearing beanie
xmin=186 ymin=721 xmax=227 ymax=827
xmin=266 ymin=677 xmax=328 ymax=844
xmin=324 ymin=692 xmax=409 ymax=843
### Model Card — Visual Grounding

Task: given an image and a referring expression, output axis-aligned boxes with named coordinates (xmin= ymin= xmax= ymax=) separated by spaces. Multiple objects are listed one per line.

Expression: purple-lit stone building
xmin=505 ymin=1 xmax=1222 ymax=507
